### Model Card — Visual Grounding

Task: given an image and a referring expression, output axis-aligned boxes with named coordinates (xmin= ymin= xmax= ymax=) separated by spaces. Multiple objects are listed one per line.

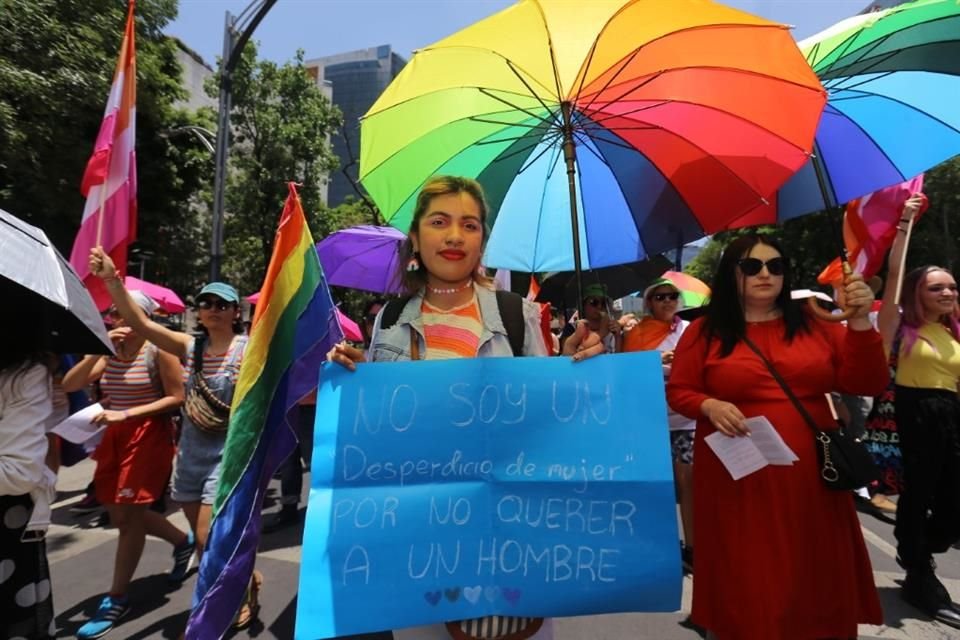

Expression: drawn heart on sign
xmin=424 ymin=591 xmax=442 ymax=606
xmin=483 ymin=586 xmax=500 ymax=602
xmin=445 ymin=587 xmax=461 ymax=602
xmin=463 ymin=586 xmax=482 ymax=604
xmin=502 ymin=587 xmax=522 ymax=605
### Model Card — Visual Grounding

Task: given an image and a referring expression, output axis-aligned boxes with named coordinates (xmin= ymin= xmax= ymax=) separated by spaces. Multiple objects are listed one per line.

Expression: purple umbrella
xmin=316 ymin=225 xmax=405 ymax=294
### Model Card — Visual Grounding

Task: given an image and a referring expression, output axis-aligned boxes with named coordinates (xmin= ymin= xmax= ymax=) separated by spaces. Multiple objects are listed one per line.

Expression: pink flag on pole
xmin=818 ymin=176 xmax=927 ymax=285
xmin=69 ymin=0 xmax=138 ymax=309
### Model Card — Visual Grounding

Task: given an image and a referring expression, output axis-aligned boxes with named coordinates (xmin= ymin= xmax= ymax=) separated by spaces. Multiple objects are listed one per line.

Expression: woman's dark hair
xmin=396 ymin=175 xmax=493 ymax=294
xmin=0 ymin=299 xmax=53 ymax=385
xmin=703 ymin=234 xmax=808 ymax=357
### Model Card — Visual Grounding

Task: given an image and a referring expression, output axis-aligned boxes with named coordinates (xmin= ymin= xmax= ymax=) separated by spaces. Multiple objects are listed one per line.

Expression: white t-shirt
xmin=0 ymin=363 xmax=53 ymax=496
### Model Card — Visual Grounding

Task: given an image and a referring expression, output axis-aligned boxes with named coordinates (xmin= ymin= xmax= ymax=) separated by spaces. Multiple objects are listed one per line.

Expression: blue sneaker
xmin=76 ymin=595 xmax=130 ymax=639
xmin=169 ymin=531 xmax=195 ymax=583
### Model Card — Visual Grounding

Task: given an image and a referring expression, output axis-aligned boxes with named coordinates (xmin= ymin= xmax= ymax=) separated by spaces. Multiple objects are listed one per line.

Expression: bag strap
xmin=742 ymin=336 xmax=824 ymax=435
xmin=495 ymin=289 xmax=525 ymax=357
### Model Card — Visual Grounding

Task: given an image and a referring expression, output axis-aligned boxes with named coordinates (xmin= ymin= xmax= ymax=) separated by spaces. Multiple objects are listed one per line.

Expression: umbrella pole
xmin=809 ymin=146 xmax=857 ymax=322
xmin=560 ymin=101 xmax=585 ymax=317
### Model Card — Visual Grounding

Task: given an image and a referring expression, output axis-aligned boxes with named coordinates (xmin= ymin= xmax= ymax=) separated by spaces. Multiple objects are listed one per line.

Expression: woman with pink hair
xmin=878 ymin=194 xmax=960 ymax=629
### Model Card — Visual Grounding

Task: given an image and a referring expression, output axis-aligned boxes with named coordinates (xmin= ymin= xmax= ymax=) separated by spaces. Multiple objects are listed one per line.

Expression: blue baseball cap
xmin=197 ymin=282 xmax=239 ymax=303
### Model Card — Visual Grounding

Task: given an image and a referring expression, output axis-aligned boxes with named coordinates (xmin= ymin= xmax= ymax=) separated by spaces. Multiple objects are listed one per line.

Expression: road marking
xmin=861 ymin=525 xmax=898 ymax=560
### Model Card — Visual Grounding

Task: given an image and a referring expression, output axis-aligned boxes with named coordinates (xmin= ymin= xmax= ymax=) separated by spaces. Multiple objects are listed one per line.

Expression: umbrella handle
xmin=805 ymin=261 xmax=861 ymax=323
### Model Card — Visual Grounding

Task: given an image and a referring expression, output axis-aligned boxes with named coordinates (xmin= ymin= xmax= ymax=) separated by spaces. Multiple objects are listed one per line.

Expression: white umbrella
xmin=0 ymin=209 xmax=114 ymax=354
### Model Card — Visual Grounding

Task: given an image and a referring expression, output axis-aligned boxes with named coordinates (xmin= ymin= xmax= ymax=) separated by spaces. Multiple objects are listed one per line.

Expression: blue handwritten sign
xmin=296 ymin=353 xmax=681 ymax=639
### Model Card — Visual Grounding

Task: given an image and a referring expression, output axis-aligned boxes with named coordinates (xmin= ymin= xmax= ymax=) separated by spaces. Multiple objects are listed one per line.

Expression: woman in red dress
xmin=667 ymin=235 xmax=888 ymax=639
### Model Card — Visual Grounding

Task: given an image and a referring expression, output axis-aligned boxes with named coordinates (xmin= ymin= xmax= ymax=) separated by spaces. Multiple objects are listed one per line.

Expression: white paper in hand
xmin=743 ymin=416 xmax=798 ymax=465
xmin=51 ymin=403 xmax=106 ymax=445
xmin=704 ymin=432 xmax=769 ymax=480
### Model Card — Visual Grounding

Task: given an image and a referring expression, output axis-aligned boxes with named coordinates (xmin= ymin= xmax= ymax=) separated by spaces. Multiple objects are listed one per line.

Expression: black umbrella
xmin=0 ymin=209 xmax=114 ymax=355
xmin=535 ymin=255 xmax=672 ymax=309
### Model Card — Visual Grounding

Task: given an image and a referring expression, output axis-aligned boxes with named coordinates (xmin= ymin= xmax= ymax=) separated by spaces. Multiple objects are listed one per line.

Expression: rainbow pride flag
xmin=186 ymin=183 xmax=343 ymax=639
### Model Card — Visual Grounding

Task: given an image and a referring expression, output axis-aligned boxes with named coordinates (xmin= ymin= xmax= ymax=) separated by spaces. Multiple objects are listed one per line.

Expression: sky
xmin=167 ymin=0 xmax=875 ymax=67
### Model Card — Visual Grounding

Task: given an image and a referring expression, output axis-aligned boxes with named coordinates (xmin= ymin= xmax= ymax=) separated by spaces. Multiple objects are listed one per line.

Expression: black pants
xmin=278 ymin=404 xmax=316 ymax=506
xmin=894 ymin=386 xmax=960 ymax=573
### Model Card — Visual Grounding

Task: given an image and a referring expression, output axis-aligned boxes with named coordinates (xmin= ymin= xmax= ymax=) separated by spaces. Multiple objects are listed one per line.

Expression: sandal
xmin=232 ymin=570 xmax=263 ymax=630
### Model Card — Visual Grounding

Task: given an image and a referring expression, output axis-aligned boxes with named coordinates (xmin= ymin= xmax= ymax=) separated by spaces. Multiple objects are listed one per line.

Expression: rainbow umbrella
xmin=360 ymin=0 xmax=825 ymax=300
xmin=637 ymin=270 xmax=711 ymax=308
xmin=728 ymin=0 xmax=960 ymax=228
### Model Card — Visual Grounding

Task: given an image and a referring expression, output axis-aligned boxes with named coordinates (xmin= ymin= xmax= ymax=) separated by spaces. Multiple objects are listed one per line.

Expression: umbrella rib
xmin=475 ymin=131 xmax=549 ymax=146
xmin=515 ymin=131 xmax=565 ymax=174
xmin=822 ymin=48 xmax=900 ymax=90
xmin=468 ymin=116 xmax=554 ymax=129
xmin=488 ymin=128 xmax=557 ymax=164
xmin=832 ymin=89 xmax=960 ymax=139
xmin=478 ymin=87 xmax=558 ymax=128
xmin=505 ymin=58 xmax=562 ymax=123
xmin=580 ymin=100 xmax=672 ymax=127
xmin=579 ymin=49 xmax=653 ymax=114
xmin=823 ymin=70 xmax=896 ymax=94
xmin=571 ymin=130 xmax=614 ymax=170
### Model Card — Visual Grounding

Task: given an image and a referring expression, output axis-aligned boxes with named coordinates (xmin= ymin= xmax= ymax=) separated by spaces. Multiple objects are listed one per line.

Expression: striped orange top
xmin=100 ymin=344 xmax=163 ymax=411
xmin=421 ymin=296 xmax=483 ymax=360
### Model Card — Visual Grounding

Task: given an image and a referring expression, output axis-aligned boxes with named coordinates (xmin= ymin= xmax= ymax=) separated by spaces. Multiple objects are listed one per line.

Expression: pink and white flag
xmin=69 ymin=0 xmax=137 ymax=309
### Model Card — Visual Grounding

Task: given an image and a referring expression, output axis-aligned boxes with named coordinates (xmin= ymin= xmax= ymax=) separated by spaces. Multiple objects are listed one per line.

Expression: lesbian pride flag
xmin=818 ymin=176 xmax=927 ymax=286
xmin=69 ymin=0 xmax=137 ymax=309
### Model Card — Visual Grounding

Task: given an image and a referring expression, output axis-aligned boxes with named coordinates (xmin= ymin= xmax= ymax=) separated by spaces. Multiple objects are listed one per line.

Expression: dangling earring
xmin=406 ymin=252 xmax=421 ymax=272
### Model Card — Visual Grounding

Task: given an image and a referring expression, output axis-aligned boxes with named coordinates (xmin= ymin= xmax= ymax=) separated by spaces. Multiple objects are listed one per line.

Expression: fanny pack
xmin=184 ymin=337 xmax=231 ymax=434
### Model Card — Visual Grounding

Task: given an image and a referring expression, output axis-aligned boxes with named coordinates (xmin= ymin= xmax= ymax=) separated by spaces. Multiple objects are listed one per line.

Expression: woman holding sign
xmin=666 ymin=235 xmax=887 ymax=639
xmin=328 ymin=175 xmax=605 ymax=640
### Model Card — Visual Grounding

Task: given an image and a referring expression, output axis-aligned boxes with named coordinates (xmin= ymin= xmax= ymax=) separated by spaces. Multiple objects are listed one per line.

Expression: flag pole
xmin=893 ymin=215 xmax=915 ymax=305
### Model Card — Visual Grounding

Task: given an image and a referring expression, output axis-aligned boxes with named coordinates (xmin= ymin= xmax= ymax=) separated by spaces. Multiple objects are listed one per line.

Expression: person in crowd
xmin=666 ymin=234 xmax=887 ymax=639
xmin=560 ymin=283 xmax=621 ymax=355
xmin=622 ymin=277 xmax=695 ymax=572
xmin=328 ymin=175 xmax=605 ymax=640
xmin=84 ymin=254 xmax=259 ymax=632
xmin=360 ymin=298 xmax=386 ymax=352
xmin=877 ymin=194 xmax=960 ymax=628
xmin=65 ymin=292 xmax=191 ymax=639
xmin=1 ymin=316 xmax=58 ymax=640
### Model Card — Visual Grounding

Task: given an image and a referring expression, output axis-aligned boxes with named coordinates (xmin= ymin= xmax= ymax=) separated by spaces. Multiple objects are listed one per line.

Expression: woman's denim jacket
xmin=368 ymin=286 xmax=548 ymax=362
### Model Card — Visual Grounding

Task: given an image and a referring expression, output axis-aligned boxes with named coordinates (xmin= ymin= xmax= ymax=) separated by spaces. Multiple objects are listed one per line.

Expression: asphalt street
xmin=46 ymin=459 xmax=960 ymax=639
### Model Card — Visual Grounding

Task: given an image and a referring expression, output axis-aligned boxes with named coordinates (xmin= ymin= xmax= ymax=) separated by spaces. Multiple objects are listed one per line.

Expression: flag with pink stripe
xmin=70 ymin=0 xmax=138 ymax=309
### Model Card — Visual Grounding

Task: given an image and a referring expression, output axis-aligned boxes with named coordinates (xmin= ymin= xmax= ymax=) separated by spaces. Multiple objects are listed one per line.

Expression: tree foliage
xmin=685 ymin=157 xmax=960 ymax=291
xmin=0 ymin=0 xmax=213 ymax=294
xmin=218 ymin=44 xmax=342 ymax=295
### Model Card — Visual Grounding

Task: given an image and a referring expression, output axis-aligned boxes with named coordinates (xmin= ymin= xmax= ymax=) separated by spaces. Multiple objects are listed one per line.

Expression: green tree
xmin=217 ymin=44 xmax=342 ymax=295
xmin=0 ymin=0 xmax=213 ymax=294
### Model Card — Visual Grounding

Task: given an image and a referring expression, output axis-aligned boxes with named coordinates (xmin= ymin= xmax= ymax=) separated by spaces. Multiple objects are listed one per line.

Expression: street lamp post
xmin=209 ymin=0 xmax=278 ymax=282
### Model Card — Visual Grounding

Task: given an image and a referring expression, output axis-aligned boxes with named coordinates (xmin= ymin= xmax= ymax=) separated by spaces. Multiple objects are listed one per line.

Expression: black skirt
xmin=1 ymin=493 xmax=55 ymax=639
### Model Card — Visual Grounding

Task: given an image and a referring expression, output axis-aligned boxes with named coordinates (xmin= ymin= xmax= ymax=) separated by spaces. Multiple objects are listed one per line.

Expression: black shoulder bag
xmin=743 ymin=337 xmax=880 ymax=491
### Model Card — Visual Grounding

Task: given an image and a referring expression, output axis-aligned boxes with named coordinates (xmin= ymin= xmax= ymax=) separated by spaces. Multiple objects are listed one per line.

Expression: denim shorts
xmin=170 ymin=421 xmax=225 ymax=505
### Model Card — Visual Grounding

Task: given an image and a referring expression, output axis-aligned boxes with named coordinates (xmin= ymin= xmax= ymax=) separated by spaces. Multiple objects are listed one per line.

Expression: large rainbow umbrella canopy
xmin=729 ymin=0 xmax=960 ymax=228
xmin=360 ymin=0 xmax=826 ymax=273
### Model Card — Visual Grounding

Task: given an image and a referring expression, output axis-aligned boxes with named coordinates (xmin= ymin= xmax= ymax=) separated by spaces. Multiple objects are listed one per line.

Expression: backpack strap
xmin=378 ymin=296 xmax=412 ymax=331
xmin=378 ymin=292 xmax=526 ymax=357
xmin=495 ymin=290 xmax=525 ymax=357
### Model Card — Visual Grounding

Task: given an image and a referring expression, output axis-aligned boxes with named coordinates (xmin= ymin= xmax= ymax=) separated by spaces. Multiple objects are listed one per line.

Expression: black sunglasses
xmin=584 ymin=296 xmax=605 ymax=307
xmin=651 ymin=292 xmax=680 ymax=302
xmin=737 ymin=257 xmax=785 ymax=277
xmin=197 ymin=298 xmax=234 ymax=311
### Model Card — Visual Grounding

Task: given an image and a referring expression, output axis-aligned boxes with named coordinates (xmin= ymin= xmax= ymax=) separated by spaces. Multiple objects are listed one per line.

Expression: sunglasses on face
xmin=737 ymin=257 xmax=785 ymax=277
xmin=927 ymin=284 xmax=959 ymax=293
xmin=584 ymin=297 xmax=605 ymax=307
xmin=197 ymin=298 xmax=234 ymax=311
xmin=651 ymin=292 xmax=680 ymax=302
